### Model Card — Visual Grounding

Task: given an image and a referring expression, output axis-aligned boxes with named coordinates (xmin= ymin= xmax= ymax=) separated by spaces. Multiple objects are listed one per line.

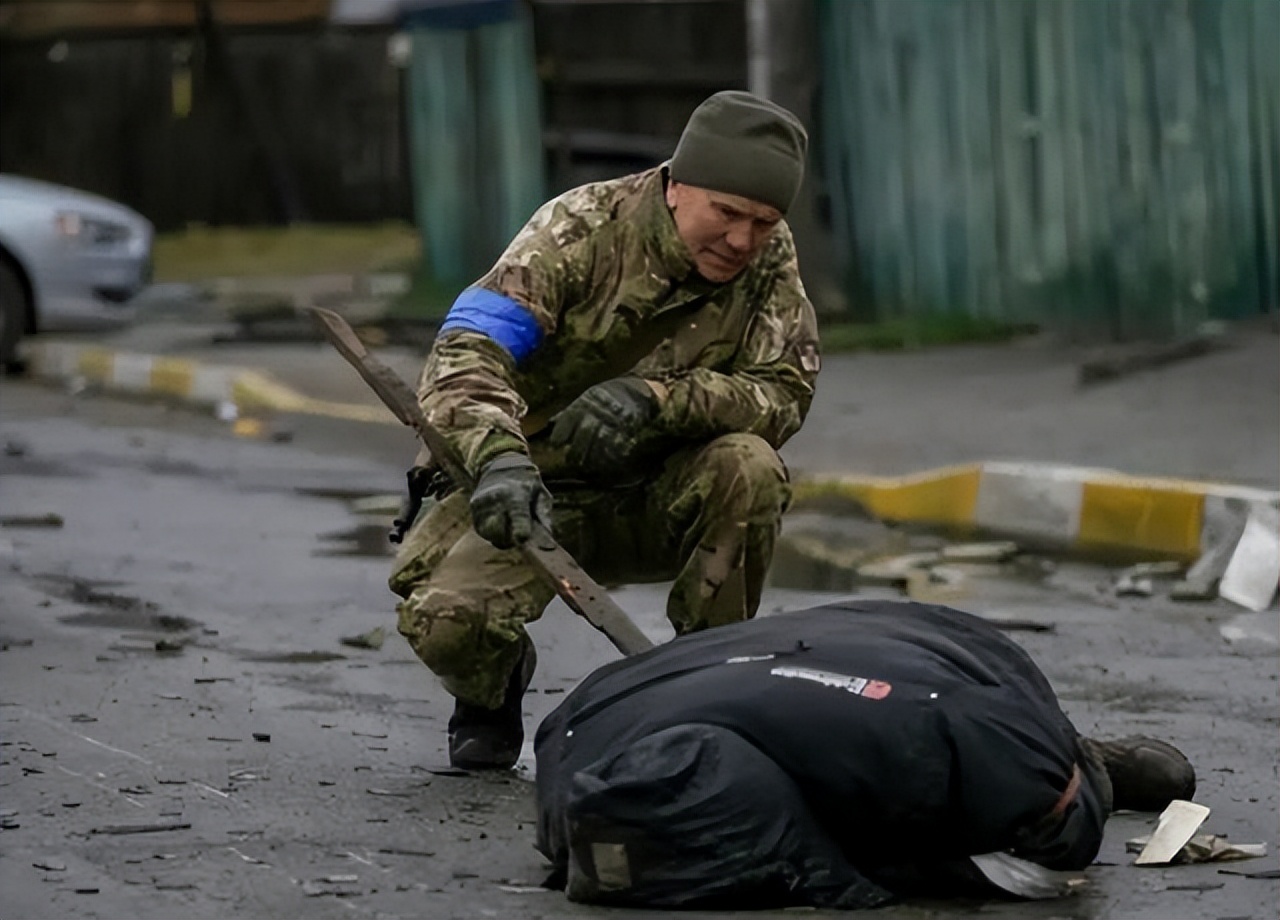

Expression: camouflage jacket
xmin=416 ymin=166 xmax=821 ymax=480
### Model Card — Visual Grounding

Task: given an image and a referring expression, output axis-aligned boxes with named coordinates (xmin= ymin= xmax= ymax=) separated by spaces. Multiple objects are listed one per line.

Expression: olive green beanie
xmin=669 ymin=90 xmax=809 ymax=214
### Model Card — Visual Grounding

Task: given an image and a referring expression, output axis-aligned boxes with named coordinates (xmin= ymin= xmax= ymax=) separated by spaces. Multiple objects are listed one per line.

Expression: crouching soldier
xmin=535 ymin=599 xmax=1197 ymax=909
xmin=389 ymin=90 xmax=821 ymax=770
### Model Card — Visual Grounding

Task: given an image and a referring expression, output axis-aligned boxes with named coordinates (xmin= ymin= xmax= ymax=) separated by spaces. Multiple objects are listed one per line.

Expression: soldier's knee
xmin=396 ymin=593 xmax=476 ymax=676
xmin=700 ymin=434 xmax=790 ymax=514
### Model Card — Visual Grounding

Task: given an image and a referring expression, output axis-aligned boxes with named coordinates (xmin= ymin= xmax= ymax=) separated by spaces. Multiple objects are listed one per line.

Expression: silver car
xmin=0 ymin=174 xmax=154 ymax=371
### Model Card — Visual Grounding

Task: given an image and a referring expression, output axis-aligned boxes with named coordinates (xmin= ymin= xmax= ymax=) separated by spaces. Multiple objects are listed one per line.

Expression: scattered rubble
xmin=340 ymin=626 xmax=386 ymax=650
xmin=1129 ymin=833 xmax=1267 ymax=864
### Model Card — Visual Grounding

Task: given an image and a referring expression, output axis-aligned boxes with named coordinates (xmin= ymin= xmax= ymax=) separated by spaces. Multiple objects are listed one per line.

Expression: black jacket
xmin=535 ymin=600 xmax=1109 ymax=908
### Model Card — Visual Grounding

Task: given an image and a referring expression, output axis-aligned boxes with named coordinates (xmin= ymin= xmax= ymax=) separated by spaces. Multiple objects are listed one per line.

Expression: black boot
xmin=448 ymin=635 xmax=537 ymax=770
xmin=1081 ymin=735 xmax=1196 ymax=812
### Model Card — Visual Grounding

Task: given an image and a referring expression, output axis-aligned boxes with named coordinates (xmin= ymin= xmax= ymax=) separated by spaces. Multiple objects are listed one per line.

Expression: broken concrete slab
xmin=1172 ymin=497 xmax=1250 ymax=601
xmin=1218 ymin=502 xmax=1280 ymax=612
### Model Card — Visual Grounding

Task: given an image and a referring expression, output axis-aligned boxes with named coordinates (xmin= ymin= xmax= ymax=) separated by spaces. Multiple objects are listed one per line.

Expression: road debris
xmin=1114 ymin=561 xmax=1185 ymax=598
xmin=302 ymin=875 xmax=361 ymax=897
xmin=33 ymin=859 xmax=67 ymax=872
xmin=906 ymin=564 xmax=968 ymax=603
xmin=1 ymin=513 xmax=65 ymax=528
xmin=1218 ymin=503 xmax=1280 ymax=611
xmin=1218 ymin=867 xmax=1280 ymax=879
xmin=940 ymin=541 xmax=1019 ymax=563
xmin=855 ymin=551 xmax=941 ymax=585
xmin=0 ymin=637 xmax=34 ymax=650
xmin=340 ymin=626 xmax=386 ymax=650
xmin=1133 ymin=800 xmax=1211 ymax=865
xmin=1219 ymin=611 xmax=1280 ymax=648
xmin=90 ymin=822 xmax=192 ymax=836
xmin=1128 ymin=834 xmax=1267 ymax=863
xmin=1077 ymin=325 xmax=1230 ymax=386
xmin=252 ymin=732 xmax=271 ymax=743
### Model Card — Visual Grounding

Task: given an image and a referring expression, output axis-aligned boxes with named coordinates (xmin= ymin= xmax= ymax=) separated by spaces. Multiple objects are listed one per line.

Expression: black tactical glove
xmin=469 ymin=452 xmax=553 ymax=550
xmin=549 ymin=377 xmax=660 ymax=477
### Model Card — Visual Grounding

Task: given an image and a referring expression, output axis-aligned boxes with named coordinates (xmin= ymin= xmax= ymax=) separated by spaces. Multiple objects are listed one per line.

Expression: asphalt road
xmin=1 ymin=380 xmax=1276 ymax=920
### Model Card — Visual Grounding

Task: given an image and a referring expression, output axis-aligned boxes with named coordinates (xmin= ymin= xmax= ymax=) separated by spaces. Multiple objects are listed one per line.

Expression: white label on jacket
xmin=769 ymin=666 xmax=892 ymax=699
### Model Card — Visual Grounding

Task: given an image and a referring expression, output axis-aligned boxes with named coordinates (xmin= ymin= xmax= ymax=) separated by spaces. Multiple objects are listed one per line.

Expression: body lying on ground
xmin=534 ymin=599 xmax=1196 ymax=909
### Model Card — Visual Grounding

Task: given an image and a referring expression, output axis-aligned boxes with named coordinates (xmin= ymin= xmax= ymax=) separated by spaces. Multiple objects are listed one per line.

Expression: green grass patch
xmin=819 ymin=314 xmax=1036 ymax=352
xmin=153 ymin=223 xmax=421 ymax=282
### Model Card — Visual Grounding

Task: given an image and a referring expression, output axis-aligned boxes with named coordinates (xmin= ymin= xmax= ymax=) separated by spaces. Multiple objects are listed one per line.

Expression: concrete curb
xmin=793 ymin=462 xmax=1280 ymax=562
xmin=24 ymin=340 xmax=397 ymax=425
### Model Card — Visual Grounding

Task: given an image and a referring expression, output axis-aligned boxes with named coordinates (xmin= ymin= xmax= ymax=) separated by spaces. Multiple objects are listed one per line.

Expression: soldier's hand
xmin=469 ymin=453 xmax=553 ymax=549
xmin=549 ymin=377 xmax=659 ymax=476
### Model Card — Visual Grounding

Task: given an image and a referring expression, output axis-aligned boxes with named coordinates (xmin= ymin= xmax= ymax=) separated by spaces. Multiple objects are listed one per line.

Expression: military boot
xmin=1080 ymin=735 xmax=1196 ymax=812
xmin=448 ymin=635 xmax=537 ymax=770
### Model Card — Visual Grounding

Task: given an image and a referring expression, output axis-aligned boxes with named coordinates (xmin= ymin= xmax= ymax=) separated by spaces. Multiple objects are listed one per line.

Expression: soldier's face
xmin=665 ymin=181 xmax=782 ymax=282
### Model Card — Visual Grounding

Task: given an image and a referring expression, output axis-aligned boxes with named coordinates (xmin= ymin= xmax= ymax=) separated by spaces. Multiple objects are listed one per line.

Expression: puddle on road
xmin=39 ymin=575 xmax=199 ymax=632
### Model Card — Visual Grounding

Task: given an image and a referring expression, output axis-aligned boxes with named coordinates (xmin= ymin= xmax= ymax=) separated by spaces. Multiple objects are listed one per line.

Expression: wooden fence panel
xmin=0 ymin=27 xmax=411 ymax=231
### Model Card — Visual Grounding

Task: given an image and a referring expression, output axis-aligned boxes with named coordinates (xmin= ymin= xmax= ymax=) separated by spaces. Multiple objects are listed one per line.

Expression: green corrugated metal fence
xmin=819 ymin=0 xmax=1279 ymax=340
xmin=405 ymin=1 xmax=545 ymax=289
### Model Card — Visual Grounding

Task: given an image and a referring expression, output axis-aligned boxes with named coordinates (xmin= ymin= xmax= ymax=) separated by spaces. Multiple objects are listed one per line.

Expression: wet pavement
xmin=2 ymin=380 xmax=1277 ymax=919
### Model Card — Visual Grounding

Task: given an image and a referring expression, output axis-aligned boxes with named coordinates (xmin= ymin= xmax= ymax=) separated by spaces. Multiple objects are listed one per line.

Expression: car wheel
xmin=0 ymin=259 xmax=28 ymax=375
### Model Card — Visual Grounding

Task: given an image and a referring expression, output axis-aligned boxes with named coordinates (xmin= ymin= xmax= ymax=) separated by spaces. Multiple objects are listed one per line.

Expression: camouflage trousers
xmin=389 ymin=433 xmax=791 ymax=709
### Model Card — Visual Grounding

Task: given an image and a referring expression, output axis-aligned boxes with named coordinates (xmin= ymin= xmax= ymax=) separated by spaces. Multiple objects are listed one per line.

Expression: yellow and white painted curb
xmin=25 ymin=341 xmax=398 ymax=426
xmin=794 ymin=462 xmax=1279 ymax=561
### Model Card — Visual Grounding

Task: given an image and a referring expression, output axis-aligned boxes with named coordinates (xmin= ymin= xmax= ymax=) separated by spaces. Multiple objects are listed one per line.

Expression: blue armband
xmin=438 ymin=287 xmax=543 ymax=364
